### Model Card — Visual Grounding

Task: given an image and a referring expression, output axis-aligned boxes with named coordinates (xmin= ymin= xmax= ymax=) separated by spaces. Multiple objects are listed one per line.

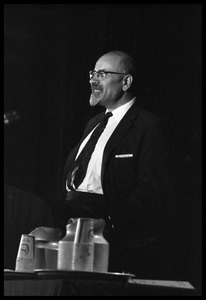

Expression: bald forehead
xmin=95 ymin=52 xmax=122 ymax=71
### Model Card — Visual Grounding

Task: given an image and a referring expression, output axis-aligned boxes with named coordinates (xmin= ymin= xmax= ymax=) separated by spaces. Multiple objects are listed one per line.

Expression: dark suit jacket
xmin=63 ymin=100 xmax=178 ymax=276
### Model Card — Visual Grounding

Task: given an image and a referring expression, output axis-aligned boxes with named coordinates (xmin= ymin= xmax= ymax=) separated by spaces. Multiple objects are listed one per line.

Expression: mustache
xmin=91 ymin=83 xmax=102 ymax=90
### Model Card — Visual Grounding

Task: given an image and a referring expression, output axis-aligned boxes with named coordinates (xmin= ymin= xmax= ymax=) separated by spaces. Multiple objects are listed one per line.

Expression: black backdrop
xmin=4 ymin=3 xmax=202 ymax=289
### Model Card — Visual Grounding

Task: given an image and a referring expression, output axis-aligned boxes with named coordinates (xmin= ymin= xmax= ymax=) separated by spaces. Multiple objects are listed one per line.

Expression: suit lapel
xmin=64 ymin=102 xmax=142 ymax=186
xmin=81 ymin=112 xmax=105 ymax=142
xmin=101 ymin=101 xmax=142 ymax=182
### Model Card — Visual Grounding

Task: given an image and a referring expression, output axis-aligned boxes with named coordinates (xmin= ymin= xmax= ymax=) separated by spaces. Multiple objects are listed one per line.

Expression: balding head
xmin=89 ymin=50 xmax=136 ymax=110
xmin=98 ymin=51 xmax=136 ymax=78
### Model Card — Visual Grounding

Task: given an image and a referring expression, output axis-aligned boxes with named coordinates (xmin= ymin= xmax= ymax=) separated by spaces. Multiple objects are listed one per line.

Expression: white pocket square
xmin=115 ymin=154 xmax=133 ymax=158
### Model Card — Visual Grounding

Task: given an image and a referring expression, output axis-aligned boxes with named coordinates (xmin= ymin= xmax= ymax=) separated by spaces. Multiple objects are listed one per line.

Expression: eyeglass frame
xmin=89 ymin=69 xmax=128 ymax=80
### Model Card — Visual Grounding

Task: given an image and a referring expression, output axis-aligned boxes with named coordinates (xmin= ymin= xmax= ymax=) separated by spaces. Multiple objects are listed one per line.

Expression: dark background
xmin=4 ymin=3 xmax=202 ymax=291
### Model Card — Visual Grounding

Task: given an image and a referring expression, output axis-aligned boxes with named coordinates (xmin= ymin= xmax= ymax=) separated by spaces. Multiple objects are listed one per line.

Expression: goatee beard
xmin=89 ymin=93 xmax=100 ymax=106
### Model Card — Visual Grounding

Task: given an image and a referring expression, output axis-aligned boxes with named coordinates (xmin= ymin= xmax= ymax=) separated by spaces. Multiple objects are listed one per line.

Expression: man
xmin=60 ymin=51 xmax=178 ymax=278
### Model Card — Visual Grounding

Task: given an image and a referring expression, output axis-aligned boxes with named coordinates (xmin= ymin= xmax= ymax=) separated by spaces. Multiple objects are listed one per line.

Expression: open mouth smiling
xmin=92 ymin=88 xmax=102 ymax=95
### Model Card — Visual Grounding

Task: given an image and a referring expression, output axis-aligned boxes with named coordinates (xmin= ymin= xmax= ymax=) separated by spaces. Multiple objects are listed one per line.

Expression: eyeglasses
xmin=89 ymin=70 xmax=127 ymax=80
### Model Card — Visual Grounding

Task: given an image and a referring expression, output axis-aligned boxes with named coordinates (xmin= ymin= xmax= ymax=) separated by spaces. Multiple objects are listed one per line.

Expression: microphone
xmin=4 ymin=110 xmax=20 ymax=126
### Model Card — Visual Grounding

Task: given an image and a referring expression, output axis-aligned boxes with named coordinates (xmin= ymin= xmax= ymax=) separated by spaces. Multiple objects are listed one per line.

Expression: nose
xmin=89 ymin=74 xmax=99 ymax=84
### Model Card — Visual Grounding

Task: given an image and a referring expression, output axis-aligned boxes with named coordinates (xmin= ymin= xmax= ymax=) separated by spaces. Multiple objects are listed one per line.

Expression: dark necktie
xmin=67 ymin=111 xmax=113 ymax=190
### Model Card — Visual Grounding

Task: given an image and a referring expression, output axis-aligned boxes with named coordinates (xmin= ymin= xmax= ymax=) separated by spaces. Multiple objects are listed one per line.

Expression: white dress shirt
xmin=66 ymin=97 xmax=136 ymax=194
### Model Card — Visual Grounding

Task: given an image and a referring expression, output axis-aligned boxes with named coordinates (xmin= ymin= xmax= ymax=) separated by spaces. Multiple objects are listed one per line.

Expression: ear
xmin=122 ymin=75 xmax=133 ymax=92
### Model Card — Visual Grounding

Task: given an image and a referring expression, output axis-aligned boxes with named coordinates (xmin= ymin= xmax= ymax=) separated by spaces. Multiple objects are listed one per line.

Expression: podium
xmin=4 ymin=185 xmax=54 ymax=269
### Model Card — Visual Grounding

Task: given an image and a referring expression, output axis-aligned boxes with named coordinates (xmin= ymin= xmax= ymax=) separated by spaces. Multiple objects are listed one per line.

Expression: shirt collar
xmin=106 ymin=97 xmax=136 ymax=123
